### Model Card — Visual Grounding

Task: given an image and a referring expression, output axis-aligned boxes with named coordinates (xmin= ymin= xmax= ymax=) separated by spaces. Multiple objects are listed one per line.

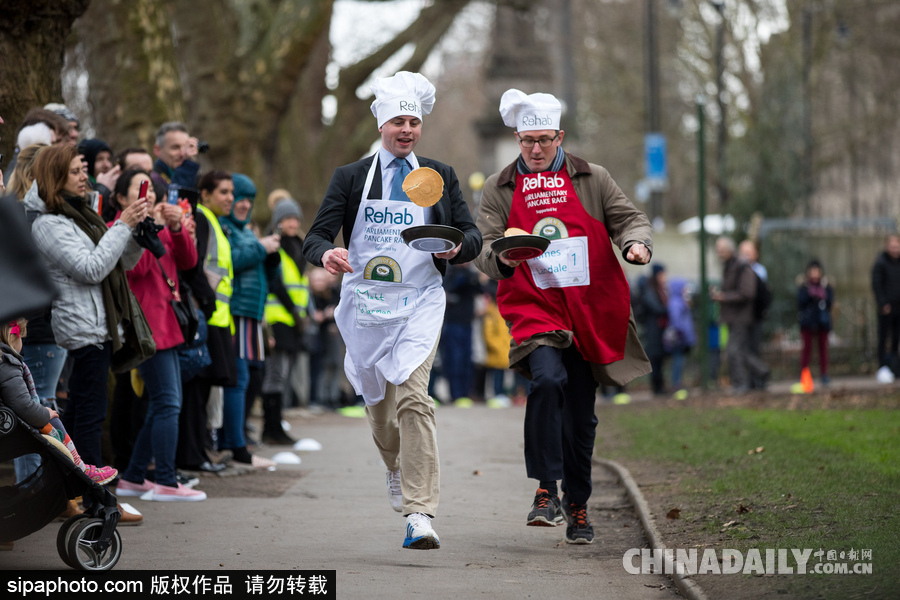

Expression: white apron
xmin=334 ymin=154 xmax=446 ymax=405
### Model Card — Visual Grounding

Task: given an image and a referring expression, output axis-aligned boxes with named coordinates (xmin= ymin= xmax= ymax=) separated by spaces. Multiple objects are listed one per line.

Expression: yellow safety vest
xmin=197 ymin=204 xmax=234 ymax=331
xmin=264 ymin=248 xmax=309 ymax=327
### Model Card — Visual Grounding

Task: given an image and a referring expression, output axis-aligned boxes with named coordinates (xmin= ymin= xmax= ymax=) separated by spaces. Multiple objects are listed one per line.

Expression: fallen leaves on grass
xmin=721 ymin=520 xmax=739 ymax=531
xmin=747 ymin=446 xmax=765 ymax=455
xmin=666 ymin=507 xmax=681 ymax=519
xmin=735 ymin=503 xmax=751 ymax=514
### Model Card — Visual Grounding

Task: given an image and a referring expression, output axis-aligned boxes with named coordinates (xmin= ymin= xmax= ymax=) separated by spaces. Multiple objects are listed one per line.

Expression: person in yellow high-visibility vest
xmin=262 ymin=195 xmax=309 ymax=444
xmin=176 ymin=170 xmax=238 ymax=474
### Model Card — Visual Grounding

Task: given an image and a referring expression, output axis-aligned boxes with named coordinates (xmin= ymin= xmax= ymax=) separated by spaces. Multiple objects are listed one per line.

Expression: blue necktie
xmin=390 ymin=157 xmax=412 ymax=201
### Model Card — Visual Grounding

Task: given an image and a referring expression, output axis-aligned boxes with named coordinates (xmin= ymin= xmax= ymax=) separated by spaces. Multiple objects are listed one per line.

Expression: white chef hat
xmin=499 ymin=89 xmax=562 ymax=132
xmin=370 ymin=71 xmax=436 ymax=128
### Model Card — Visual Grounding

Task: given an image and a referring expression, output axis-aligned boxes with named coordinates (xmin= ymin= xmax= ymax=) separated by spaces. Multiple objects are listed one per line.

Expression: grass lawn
xmin=596 ymin=399 xmax=900 ymax=599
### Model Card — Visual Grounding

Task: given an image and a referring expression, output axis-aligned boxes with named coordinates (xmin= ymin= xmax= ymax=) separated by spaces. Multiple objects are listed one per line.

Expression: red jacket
xmin=109 ymin=213 xmax=198 ymax=351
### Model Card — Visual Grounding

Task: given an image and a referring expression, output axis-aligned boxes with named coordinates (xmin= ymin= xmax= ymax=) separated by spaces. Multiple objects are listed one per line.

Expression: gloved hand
xmin=132 ymin=217 xmax=167 ymax=258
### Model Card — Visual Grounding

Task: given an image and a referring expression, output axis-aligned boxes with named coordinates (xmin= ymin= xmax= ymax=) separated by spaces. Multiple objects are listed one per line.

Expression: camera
xmin=198 ymin=141 xmax=210 ymax=154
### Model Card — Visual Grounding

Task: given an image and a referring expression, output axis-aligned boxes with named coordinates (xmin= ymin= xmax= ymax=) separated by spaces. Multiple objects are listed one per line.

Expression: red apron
xmin=497 ymin=168 xmax=631 ymax=364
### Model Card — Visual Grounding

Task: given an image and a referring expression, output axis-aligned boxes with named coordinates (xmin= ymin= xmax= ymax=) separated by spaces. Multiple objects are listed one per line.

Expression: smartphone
xmin=0 ymin=154 xmax=4 ymax=170
xmin=138 ymin=180 xmax=149 ymax=201
xmin=167 ymin=183 xmax=179 ymax=205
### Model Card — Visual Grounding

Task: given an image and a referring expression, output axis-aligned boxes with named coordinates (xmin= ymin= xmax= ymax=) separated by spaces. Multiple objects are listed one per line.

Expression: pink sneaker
xmin=115 ymin=478 xmax=157 ymax=497
xmin=142 ymin=482 xmax=207 ymax=502
xmin=84 ymin=465 xmax=118 ymax=485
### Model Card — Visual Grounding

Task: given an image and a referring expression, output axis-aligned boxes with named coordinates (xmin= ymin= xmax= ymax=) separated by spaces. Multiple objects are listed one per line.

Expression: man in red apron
xmin=303 ymin=72 xmax=481 ymax=549
xmin=474 ymin=90 xmax=652 ymax=545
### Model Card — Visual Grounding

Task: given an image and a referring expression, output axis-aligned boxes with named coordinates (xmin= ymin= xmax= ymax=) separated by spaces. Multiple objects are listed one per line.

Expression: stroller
xmin=0 ymin=406 xmax=123 ymax=570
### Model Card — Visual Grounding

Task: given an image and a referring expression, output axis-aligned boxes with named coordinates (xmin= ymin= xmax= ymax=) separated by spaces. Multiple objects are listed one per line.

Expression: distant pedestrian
xmin=738 ymin=240 xmax=771 ymax=389
xmin=638 ymin=264 xmax=669 ymax=395
xmin=711 ymin=237 xmax=769 ymax=393
xmin=797 ymin=260 xmax=833 ymax=385
xmin=871 ymin=234 xmax=900 ymax=383
xmin=665 ymin=278 xmax=696 ymax=395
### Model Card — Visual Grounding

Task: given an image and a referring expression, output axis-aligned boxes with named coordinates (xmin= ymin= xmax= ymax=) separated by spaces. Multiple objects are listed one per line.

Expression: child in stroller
xmin=0 ymin=319 xmax=117 ymax=483
xmin=0 ymin=319 xmax=123 ymax=569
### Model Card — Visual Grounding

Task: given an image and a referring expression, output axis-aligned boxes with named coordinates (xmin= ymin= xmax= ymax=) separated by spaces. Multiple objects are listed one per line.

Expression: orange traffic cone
xmin=800 ymin=367 xmax=814 ymax=394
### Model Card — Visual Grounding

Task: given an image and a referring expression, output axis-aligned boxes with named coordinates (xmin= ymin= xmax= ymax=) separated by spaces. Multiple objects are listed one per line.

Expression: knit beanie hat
xmin=272 ymin=198 xmax=302 ymax=227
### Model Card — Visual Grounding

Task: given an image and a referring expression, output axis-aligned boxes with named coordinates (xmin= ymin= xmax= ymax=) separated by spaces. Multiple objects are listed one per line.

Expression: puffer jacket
xmin=0 ymin=342 xmax=50 ymax=429
xmin=24 ymin=182 xmax=144 ymax=350
xmin=219 ymin=202 xmax=278 ymax=321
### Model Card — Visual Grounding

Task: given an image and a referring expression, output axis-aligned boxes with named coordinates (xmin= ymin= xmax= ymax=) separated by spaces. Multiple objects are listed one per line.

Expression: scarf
xmin=56 ymin=195 xmax=133 ymax=355
xmin=516 ymin=147 xmax=566 ymax=175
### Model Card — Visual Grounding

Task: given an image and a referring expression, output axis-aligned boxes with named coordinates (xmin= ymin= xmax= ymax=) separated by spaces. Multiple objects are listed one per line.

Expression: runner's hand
xmin=626 ymin=243 xmax=650 ymax=264
xmin=323 ymin=247 xmax=353 ymax=274
xmin=498 ymin=255 xmax=522 ymax=269
xmin=435 ymin=243 xmax=461 ymax=260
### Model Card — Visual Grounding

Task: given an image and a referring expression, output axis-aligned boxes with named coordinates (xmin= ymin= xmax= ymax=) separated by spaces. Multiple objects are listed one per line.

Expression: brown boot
xmin=117 ymin=503 xmax=144 ymax=526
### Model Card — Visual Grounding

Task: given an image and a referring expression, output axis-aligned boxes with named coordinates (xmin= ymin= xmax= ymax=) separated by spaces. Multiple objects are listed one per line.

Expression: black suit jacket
xmin=303 ymin=154 xmax=482 ymax=276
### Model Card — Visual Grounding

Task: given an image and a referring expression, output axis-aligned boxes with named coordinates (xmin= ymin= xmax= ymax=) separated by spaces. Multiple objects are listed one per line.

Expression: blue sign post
xmin=644 ymin=133 xmax=668 ymax=191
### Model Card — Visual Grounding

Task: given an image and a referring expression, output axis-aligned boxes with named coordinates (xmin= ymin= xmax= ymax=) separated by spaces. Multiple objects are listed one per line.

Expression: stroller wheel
xmin=57 ymin=514 xmax=91 ymax=569
xmin=65 ymin=518 xmax=123 ymax=571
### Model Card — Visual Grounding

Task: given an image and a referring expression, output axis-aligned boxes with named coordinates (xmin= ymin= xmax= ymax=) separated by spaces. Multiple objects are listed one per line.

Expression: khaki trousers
xmin=365 ymin=337 xmax=440 ymax=517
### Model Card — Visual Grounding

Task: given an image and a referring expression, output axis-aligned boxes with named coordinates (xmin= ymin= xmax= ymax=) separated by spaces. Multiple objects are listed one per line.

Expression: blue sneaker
xmin=403 ymin=513 xmax=440 ymax=550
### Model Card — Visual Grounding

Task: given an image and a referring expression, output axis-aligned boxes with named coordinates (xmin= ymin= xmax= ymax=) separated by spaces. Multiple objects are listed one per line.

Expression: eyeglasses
xmin=517 ymin=134 xmax=559 ymax=149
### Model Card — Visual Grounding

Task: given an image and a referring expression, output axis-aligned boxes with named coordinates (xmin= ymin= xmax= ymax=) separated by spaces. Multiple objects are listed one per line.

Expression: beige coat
xmin=474 ymin=153 xmax=653 ymax=386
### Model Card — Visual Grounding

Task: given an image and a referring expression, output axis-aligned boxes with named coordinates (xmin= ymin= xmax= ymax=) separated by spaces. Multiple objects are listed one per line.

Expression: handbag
xmin=178 ymin=302 xmax=212 ymax=383
xmin=155 ymin=257 xmax=199 ymax=344
xmin=111 ymin=292 xmax=157 ymax=373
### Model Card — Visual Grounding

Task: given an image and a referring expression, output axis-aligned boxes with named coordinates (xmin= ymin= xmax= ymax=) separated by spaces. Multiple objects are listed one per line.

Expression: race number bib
xmin=527 ymin=236 xmax=590 ymax=289
xmin=353 ymin=284 xmax=419 ymax=327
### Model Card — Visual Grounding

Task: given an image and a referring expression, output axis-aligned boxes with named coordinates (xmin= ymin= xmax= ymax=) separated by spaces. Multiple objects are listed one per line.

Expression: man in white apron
xmin=303 ymin=72 xmax=482 ymax=550
xmin=474 ymin=90 xmax=653 ymax=545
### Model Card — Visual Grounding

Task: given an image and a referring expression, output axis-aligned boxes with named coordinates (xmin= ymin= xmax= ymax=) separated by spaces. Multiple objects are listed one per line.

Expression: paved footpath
xmin=2 ymin=405 xmax=679 ymax=599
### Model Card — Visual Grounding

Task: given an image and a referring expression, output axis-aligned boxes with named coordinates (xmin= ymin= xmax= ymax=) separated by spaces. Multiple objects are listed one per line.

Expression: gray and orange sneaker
xmin=526 ymin=488 xmax=564 ymax=526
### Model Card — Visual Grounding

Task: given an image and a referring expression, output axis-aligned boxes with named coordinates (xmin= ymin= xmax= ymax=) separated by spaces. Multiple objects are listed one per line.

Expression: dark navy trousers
xmin=524 ymin=344 xmax=599 ymax=506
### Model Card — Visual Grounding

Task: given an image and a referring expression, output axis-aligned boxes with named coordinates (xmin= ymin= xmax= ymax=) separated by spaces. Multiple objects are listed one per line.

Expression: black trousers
xmin=176 ymin=376 xmax=212 ymax=469
xmin=524 ymin=345 xmax=599 ymax=506
xmin=62 ymin=343 xmax=112 ymax=466
xmin=877 ymin=310 xmax=900 ymax=368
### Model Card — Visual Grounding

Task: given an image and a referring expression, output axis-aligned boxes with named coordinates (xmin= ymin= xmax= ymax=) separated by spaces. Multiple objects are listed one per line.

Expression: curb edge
xmin=596 ymin=458 xmax=710 ymax=600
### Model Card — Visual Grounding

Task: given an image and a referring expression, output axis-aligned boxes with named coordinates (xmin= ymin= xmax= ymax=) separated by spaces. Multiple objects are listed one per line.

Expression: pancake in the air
xmin=403 ymin=167 xmax=444 ymax=207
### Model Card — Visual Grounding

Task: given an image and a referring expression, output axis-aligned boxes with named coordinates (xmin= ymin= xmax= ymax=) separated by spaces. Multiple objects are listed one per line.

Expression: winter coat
xmin=0 ymin=342 xmax=50 ymax=429
xmin=718 ymin=257 xmax=757 ymax=326
xmin=25 ymin=182 xmax=144 ymax=350
xmin=666 ymin=278 xmax=697 ymax=352
xmin=220 ymin=206 xmax=279 ymax=321
xmin=473 ymin=152 xmax=652 ymax=386
xmin=798 ymin=276 xmax=834 ymax=333
xmin=483 ymin=297 xmax=512 ymax=370
xmin=640 ymin=281 xmax=669 ymax=358
xmin=108 ymin=212 xmax=198 ymax=351
xmin=871 ymin=251 xmax=900 ymax=309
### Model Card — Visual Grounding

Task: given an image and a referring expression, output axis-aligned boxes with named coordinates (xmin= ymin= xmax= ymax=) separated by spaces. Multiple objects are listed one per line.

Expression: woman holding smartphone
xmin=106 ymin=169 xmax=206 ymax=501
xmin=26 ymin=145 xmax=148 ymax=470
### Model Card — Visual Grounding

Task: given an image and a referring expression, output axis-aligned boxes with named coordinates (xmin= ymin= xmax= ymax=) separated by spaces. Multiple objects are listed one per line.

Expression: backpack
xmin=751 ymin=268 xmax=772 ymax=320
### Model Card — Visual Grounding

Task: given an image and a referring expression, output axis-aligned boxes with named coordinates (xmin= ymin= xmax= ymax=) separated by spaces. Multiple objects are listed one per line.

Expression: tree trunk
xmin=0 ymin=0 xmax=89 ymax=160
xmin=76 ymin=0 xmax=185 ymax=153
